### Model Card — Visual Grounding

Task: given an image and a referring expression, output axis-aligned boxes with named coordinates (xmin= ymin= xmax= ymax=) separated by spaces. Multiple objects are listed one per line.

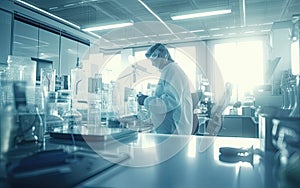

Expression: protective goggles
xmin=148 ymin=48 xmax=160 ymax=60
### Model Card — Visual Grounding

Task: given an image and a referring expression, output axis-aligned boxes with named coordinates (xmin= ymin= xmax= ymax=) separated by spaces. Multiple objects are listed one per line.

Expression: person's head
xmin=145 ymin=43 xmax=174 ymax=69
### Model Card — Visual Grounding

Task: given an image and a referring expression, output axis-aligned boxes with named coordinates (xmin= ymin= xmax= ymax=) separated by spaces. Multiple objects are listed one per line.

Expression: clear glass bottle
xmin=87 ymin=74 xmax=102 ymax=126
xmin=57 ymin=90 xmax=71 ymax=118
xmin=71 ymin=57 xmax=87 ymax=110
xmin=48 ymin=91 xmax=58 ymax=116
xmin=290 ymin=75 xmax=300 ymax=117
xmin=88 ymin=100 xmax=101 ymax=126
xmin=127 ymin=89 xmax=137 ymax=115
xmin=62 ymin=103 xmax=82 ymax=130
xmin=105 ymin=81 xmax=116 ymax=126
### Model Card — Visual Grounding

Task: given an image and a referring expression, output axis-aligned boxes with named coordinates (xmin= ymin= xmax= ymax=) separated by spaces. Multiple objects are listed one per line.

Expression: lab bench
xmin=218 ymin=115 xmax=258 ymax=138
xmin=0 ymin=130 xmax=287 ymax=188
xmin=195 ymin=114 xmax=258 ymax=138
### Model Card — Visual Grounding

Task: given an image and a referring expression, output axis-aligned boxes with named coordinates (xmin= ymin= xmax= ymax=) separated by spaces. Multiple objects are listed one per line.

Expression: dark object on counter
xmin=6 ymin=149 xmax=130 ymax=188
xmin=233 ymin=101 xmax=241 ymax=108
xmin=137 ymin=94 xmax=148 ymax=105
xmin=7 ymin=149 xmax=68 ymax=172
xmin=219 ymin=153 xmax=253 ymax=165
xmin=107 ymin=118 xmax=121 ymax=128
xmin=219 ymin=146 xmax=253 ymax=156
xmin=49 ymin=126 xmax=137 ymax=142
xmin=219 ymin=146 xmax=254 ymax=166
xmin=62 ymin=75 xmax=70 ymax=90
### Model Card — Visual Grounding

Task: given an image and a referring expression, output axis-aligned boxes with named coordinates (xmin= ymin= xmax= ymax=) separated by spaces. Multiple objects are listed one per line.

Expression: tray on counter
xmin=49 ymin=126 xmax=137 ymax=142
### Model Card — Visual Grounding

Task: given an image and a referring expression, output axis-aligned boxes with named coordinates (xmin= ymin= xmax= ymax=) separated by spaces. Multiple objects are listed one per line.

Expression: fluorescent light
xmin=171 ymin=8 xmax=231 ymax=20
xmin=85 ymin=31 xmax=102 ymax=39
xmin=191 ymin=29 xmax=205 ymax=33
xmin=83 ymin=22 xmax=133 ymax=32
xmin=138 ymin=0 xmax=174 ymax=34
xmin=16 ymin=0 xmax=80 ymax=29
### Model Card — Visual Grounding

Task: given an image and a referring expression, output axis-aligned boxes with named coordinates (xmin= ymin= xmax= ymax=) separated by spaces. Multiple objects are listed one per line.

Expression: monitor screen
xmin=31 ymin=57 xmax=53 ymax=81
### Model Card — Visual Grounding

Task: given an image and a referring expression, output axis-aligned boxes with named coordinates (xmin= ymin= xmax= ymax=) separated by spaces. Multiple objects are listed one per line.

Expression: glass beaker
xmin=57 ymin=90 xmax=71 ymax=118
xmin=88 ymin=100 xmax=101 ymax=126
xmin=62 ymin=108 xmax=82 ymax=130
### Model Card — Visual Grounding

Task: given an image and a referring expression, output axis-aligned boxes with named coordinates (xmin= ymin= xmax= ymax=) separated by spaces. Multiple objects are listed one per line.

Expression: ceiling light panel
xmin=171 ymin=8 xmax=231 ymax=20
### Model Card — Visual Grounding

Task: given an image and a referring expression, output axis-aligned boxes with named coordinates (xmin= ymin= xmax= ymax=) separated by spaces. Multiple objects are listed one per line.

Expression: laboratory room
xmin=1 ymin=0 xmax=300 ymax=187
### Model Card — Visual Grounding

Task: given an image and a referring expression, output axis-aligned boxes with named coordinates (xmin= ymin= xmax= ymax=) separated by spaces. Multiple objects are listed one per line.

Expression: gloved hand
xmin=137 ymin=94 xmax=148 ymax=105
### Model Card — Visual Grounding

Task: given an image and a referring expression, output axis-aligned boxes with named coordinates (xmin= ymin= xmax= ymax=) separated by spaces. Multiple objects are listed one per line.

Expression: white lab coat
xmin=144 ymin=62 xmax=193 ymax=135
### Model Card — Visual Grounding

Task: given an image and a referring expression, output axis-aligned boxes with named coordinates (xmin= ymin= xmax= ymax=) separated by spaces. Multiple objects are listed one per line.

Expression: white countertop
xmin=75 ymin=133 xmax=278 ymax=188
xmin=1 ymin=132 xmax=283 ymax=188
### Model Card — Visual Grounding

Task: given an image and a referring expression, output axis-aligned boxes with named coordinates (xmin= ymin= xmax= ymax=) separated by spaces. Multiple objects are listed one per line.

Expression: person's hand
xmin=137 ymin=94 xmax=148 ymax=105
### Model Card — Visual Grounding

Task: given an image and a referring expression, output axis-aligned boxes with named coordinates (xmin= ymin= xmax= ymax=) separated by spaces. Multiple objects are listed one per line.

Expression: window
xmin=13 ymin=20 xmax=38 ymax=57
xmin=134 ymin=45 xmax=197 ymax=91
xmin=214 ymin=40 xmax=264 ymax=102
xmin=38 ymin=28 xmax=59 ymax=72
xmin=100 ymin=45 xmax=197 ymax=115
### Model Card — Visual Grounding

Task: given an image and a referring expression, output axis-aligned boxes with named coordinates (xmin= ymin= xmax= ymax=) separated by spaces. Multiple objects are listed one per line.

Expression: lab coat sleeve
xmin=144 ymin=67 xmax=181 ymax=114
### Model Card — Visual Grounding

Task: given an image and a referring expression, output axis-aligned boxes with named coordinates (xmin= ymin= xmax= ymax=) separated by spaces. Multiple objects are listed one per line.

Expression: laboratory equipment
xmin=126 ymin=88 xmax=138 ymax=115
xmin=68 ymin=57 xmax=88 ymax=126
xmin=7 ymin=55 xmax=36 ymax=106
xmin=290 ymin=17 xmax=300 ymax=117
xmin=56 ymin=90 xmax=71 ymax=118
xmin=87 ymin=74 xmax=102 ymax=126
xmin=62 ymin=75 xmax=70 ymax=90
xmin=280 ymin=70 xmax=292 ymax=110
xmin=272 ymin=117 xmax=300 ymax=187
xmin=272 ymin=117 xmax=300 ymax=154
xmin=0 ymin=104 xmax=15 ymax=160
xmin=289 ymin=75 xmax=300 ymax=117
xmin=40 ymin=68 xmax=56 ymax=92
xmin=62 ymin=108 xmax=82 ymax=130
xmin=88 ymin=101 xmax=101 ymax=126
xmin=71 ymin=57 xmax=88 ymax=109
xmin=45 ymin=91 xmax=64 ymax=132
xmin=47 ymin=92 xmax=58 ymax=116
xmin=105 ymin=81 xmax=116 ymax=126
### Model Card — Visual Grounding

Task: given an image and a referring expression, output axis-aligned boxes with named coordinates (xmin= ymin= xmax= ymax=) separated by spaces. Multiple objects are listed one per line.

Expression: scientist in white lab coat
xmin=137 ymin=43 xmax=193 ymax=135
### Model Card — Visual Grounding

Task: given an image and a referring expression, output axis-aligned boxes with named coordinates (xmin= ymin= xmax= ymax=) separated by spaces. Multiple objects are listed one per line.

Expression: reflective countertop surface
xmin=78 ymin=134 xmax=276 ymax=188
xmin=0 ymin=132 xmax=286 ymax=188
